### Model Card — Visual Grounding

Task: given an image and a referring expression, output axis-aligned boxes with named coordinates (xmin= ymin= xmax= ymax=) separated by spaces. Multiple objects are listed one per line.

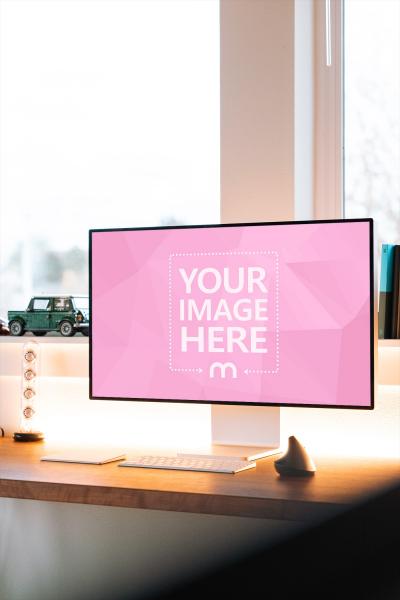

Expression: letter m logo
xmin=209 ymin=362 xmax=238 ymax=379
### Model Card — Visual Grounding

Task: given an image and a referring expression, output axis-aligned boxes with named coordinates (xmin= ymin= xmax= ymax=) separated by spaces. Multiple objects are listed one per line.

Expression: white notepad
xmin=40 ymin=450 xmax=126 ymax=465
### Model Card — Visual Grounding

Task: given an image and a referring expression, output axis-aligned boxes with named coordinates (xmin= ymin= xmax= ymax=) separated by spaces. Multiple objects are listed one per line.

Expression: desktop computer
xmin=89 ymin=219 xmax=374 ymax=471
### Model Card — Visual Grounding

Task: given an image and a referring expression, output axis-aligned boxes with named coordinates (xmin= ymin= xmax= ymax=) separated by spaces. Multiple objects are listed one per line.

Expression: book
xmin=390 ymin=245 xmax=400 ymax=339
xmin=378 ymin=244 xmax=395 ymax=339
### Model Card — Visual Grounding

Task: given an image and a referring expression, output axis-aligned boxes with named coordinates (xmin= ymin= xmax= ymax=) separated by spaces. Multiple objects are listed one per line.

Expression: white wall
xmin=220 ymin=0 xmax=294 ymax=223
xmin=0 ymin=497 xmax=300 ymax=600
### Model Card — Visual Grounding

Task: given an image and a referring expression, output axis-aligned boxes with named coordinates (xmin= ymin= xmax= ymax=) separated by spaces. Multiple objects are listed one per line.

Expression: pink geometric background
xmin=91 ymin=221 xmax=372 ymax=407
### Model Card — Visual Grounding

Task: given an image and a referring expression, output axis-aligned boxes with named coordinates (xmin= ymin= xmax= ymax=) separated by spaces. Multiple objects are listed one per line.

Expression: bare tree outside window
xmin=344 ymin=0 xmax=400 ymax=248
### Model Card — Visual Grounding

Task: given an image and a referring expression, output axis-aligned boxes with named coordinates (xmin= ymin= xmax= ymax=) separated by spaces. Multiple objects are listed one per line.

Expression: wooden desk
xmin=0 ymin=438 xmax=399 ymax=522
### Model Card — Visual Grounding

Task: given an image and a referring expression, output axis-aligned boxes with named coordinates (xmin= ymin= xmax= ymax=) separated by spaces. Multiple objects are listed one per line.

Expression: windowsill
xmin=0 ymin=336 xmax=398 ymax=383
xmin=0 ymin=335 xmax=88 ymax=344
xmin=378 ymin=339 xmax=400 ymax=347
xmin=0 ymin=335 xmax=88 ymax=377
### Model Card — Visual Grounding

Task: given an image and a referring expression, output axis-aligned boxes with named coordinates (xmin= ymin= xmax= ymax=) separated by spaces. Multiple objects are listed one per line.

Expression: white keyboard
xmin=118 ymin=455 xmax=256 ymax=474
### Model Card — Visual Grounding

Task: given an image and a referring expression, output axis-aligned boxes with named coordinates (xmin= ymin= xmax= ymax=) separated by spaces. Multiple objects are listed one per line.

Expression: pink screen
xmin=91 ymin=221 xmax=372 ymax=407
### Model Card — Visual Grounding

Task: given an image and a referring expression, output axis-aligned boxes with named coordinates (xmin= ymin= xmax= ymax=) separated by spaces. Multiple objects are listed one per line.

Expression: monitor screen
xmin=90 ymin=219 xmax=374 ymax=409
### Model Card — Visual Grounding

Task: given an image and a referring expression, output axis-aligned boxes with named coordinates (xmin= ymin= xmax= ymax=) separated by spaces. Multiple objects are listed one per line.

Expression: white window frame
xmin=313 ymin=0 xmax=343 ymax=220
xmin=220 ymin=0 xmax=343 ymax=224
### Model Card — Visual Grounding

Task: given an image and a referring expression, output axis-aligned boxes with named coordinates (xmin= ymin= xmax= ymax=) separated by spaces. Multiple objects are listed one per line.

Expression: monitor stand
xmin=179 ymin=405 xmax=281 ymax=461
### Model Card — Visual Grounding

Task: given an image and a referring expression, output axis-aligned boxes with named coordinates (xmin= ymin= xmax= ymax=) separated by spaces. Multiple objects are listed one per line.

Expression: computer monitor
xmin=89 ymin=219 xmax=374 ymax=458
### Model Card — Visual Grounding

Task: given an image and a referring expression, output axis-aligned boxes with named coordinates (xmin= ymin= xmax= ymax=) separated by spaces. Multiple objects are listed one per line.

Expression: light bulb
xmin=23 ymin=387 xmax=35 ymax=400
xmin=24 ymin=349 xmax=36 ymax=362
xmin=24 ymin=368 xmax=36 ymax=381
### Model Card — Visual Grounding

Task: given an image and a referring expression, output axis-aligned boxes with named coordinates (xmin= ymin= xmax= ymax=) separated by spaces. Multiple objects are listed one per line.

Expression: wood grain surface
xmin=1 ymin=438 xmax=399 ymax=521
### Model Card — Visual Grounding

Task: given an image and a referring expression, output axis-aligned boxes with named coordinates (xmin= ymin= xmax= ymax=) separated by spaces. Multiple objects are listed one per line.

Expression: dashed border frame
xmin=168 ymin=250 xmax=279 ymax=375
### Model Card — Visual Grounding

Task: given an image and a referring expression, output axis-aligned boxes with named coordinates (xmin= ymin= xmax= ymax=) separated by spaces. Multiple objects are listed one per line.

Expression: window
xmin=33 ymin=299 xmax=50 ymax=311
xmin=0 ymin=0 xmax=220 ymax=318
xmin=344 ymin=0 xmax=400 ymax=247
xmin=54 ymin=298 xmax=71 ymax=311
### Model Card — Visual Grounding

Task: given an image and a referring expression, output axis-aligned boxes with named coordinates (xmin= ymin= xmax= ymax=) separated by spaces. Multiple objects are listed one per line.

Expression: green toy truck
xmin=8 ymin=295 xmax=89 ymax=337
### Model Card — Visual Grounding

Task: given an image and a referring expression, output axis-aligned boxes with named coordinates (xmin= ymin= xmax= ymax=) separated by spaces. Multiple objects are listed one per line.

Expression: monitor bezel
xmin=89 ymin=218 xmax=374 ymax=410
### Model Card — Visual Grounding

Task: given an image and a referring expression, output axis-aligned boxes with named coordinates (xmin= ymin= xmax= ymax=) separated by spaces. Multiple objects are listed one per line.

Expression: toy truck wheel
xmin=9 ymin=320 xmax=25 ymax=336
xmin=59 ymin=320 xmax=74 ymax=337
